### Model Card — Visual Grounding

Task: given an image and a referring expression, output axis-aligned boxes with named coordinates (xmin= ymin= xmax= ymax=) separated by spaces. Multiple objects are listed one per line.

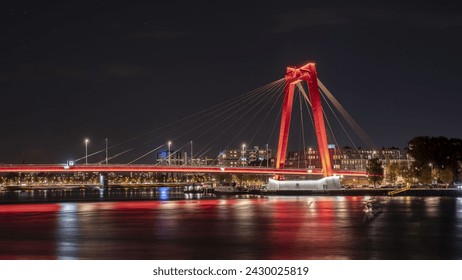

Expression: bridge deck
xmin=0 ymin=164 xmax=367 ymax=176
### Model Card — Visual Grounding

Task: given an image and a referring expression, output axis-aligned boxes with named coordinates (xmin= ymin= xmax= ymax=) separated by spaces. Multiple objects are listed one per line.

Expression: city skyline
xmin=1 ymin=1 xmax=462 ymax=163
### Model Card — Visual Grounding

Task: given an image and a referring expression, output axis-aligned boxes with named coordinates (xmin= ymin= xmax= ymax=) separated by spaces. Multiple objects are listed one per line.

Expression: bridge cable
xmin=195 ymin=79 xmax=285 ymax=158
xmin=126 ymin=144 xmax=165 ymax=165
xmin=246 ymin=85 xmax=285 ymax=166
xmin=74 ymin=148 xmax=107 ymax=163
xmin=145 ymin=78 xmax=284 ymax=156
xmin=318 ymin=79 xmax=375 ymax=148
xmin=94 ymin=78 xmax=285 ymax=161
xmin=299 ymin=83 xmax=317 ymax=147
xmin=265 ymin=98 xmax=283 ymax=160
xmin=108 ymin=78 xmax=284 ymax=164
xmin=191 ymin=85 xmax=279 ymax=157
xmin=208 ymin=81 xmax=286 ymax=165
xmin=229 ymin=80 xmax=286 ymax=152
xmin=95 ymin=148 xmax=135 ymax=164
xmin=182 ymin=79 xmax=285 ymax=155
xmin=222 ymin=81 xmax=286 ymax=152
xmin=321 ymin=91 xmax=359 ymax=154
xmin=297 ymin=88 xmax=308 ymax=168
xmin=322 ymin=106 xmax=341 ymax=153
xmin=137 ymin=79 xmax=282 ymax=149
xmin=154 ymin=141 xmax=193 ymax=166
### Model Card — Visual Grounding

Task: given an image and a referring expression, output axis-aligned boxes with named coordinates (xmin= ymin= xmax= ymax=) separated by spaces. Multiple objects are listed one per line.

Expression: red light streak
xmin=0 ymin=204 xmax=60 ymax=213
xmin=0 ymin=164 xmax=368 ymax=177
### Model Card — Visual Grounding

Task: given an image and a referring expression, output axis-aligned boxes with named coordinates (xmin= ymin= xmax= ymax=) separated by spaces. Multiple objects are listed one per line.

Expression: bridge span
xmin=0 ymin=164 xmax=367 ymax=177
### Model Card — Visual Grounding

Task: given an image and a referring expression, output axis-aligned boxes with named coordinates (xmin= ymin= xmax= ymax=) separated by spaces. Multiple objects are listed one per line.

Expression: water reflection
xmin=56 ymin=203 xmax=79 ymax=260
xmin=158 ymin=187 xmax=169 ymax=200
xmin=1 ymin=195 xmax=462 ymax=259
xmin=0 ymin=186 xmax=189 ymax=203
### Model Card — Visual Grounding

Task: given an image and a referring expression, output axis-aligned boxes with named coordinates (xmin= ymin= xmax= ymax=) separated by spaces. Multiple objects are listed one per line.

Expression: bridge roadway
xmin=0 ymin=164 xmax=367 ymax=177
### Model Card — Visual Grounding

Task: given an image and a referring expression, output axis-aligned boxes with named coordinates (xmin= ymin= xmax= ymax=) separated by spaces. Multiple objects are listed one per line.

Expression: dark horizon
xmin=1 ymin=1 xmax=462 ymax=163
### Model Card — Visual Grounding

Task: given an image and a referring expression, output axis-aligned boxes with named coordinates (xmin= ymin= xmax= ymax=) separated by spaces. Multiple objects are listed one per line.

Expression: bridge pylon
xmin=275 ymin=63 xmax=333 ymax=177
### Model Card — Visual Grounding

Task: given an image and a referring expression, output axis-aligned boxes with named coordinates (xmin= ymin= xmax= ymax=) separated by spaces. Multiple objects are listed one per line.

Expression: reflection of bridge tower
xmin=275 ymin=63 xmax=333 ymax=177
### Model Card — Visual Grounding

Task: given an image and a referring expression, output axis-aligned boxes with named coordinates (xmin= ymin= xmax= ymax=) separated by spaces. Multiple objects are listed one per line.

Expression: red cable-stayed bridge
xmin=0 ymin=164 xmax=367 ymax=177
xmin=0 ymin=62 xmax=373 ymax=179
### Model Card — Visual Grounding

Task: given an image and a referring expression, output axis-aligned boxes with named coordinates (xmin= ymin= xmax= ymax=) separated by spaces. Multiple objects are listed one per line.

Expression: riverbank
xmin=261 ymin=188 xmax=462 ymax=197
xmin=2 ymin=185 xmax=462 ymax=202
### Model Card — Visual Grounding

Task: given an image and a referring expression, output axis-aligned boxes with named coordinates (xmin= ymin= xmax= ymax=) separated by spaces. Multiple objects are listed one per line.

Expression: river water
xmin=1 ymin=188 xmax=462 ymax=259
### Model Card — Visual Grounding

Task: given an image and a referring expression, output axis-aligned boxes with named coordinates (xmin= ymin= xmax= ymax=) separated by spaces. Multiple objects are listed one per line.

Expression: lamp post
xmin=242 ymin=143 xmax=246 ymax=167
xmin=168 ymin=141 xmax=172 ymax=166
xmin=190 ymin=141 xmax=193 ymax=165
xmin=105 ymin=138 xmax=108 ymax=164
xmin=84 ymin=138 xmax=89 ymax=165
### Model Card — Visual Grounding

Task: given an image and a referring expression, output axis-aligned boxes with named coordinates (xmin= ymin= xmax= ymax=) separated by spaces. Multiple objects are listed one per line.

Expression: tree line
xmin=367 ymin=136 xmax=462 ymax=186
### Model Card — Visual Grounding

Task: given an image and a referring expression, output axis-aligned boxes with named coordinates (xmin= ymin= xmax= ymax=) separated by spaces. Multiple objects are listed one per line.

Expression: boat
xmin=183 ymin=183 xmax=202 ymax=193
xmin=183 ymin=183 xmax=213 ymax=194
xmin=214 ymin=183 xmax=248 ymax=195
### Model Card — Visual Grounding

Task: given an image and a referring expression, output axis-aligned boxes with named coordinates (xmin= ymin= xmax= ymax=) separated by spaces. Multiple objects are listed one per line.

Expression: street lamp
xmin=84 ymin=138 xmax=89 ymax=165
xmin=105 ymin=138 xmax=108 ymax=164
xmin=168 ymin=141 xmax=172 ymax=166
xmin=241 ymin=143 xmax=246 ymax=166
xmin=190 ymin=141 xmax=193 ymax=165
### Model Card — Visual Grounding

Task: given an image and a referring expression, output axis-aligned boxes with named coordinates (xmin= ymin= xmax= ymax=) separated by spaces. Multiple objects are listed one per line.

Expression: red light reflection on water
xmin=2 ymin=196 xmax=457 ymax=260
xmin=0 ymin=203 xmax=61 ymax=259
xmin=266 ymin=197 xmax=354 ymax=259
xmin=0 ymin=203 xmax=60 ymax=213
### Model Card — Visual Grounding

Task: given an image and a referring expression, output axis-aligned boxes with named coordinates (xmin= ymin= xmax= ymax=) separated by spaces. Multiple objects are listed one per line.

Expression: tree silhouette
xmin=366 ymin=158 xmax=384 ymax=186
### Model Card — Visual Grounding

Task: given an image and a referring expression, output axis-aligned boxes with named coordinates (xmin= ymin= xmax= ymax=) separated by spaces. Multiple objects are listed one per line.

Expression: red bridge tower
xmin=275 ymin=63 xmax=333 ymax=177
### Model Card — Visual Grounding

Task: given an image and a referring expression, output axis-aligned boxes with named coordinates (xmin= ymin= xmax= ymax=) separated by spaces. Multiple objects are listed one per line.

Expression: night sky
xmin=1 ymin=0 xmax=461 ymax=163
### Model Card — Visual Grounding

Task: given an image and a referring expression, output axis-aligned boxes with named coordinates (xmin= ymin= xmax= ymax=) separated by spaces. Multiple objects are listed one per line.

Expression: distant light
xmin=159 ymin=187 xmax=169 ymax=200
